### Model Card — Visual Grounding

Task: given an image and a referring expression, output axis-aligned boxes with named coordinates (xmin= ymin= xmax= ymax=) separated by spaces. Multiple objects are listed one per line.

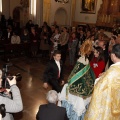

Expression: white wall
xmin=54 ymin=8 xmax=67 ymax=25
xmin=2 ymin=0 xmax=103 ymax=26
xmin=50 ymin=0 xmax=72 ymax=26
xmin=9 ymin=0 xmax=21 ymax=18
xmin=2 ymin=0 xmax=10 ymax=19
xmin=75 ymin=0 xmax=102 ymax=24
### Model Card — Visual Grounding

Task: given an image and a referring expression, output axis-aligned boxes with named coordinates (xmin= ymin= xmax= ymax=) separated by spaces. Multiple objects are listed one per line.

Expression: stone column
xmin=36 ymin=0 xmax=43 ymax=26
xmin=70 ymin=0 xmax=76 ymax=26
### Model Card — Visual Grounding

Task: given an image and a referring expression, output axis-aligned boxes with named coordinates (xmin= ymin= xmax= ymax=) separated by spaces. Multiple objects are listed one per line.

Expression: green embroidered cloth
xmin=67 ymin=61 xmax=95 ymax=97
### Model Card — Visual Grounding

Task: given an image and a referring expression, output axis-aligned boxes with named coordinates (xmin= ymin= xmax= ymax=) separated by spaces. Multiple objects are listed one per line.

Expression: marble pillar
xmin=36 ymin=0 xmax=43 ymax=26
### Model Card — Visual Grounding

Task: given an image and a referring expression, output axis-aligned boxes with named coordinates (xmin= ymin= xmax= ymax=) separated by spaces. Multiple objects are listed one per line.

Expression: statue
xmin=59 ymin=39 xmax=95 ymax=120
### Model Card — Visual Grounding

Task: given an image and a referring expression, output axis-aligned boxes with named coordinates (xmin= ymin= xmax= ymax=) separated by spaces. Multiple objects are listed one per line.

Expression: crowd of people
xmin=1 ymin=14 xmax=120 ymax=120
xmin=0 ymin=14 xmax=119 ymax=66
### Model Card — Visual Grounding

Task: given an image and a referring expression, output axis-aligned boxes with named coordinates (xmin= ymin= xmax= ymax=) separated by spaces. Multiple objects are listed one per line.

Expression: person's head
xmin=53 ymin=50 xmax=61 ymax=61
xmin=79 ymin=30 xmax=84 ymax=35
xmin=90 ymin=35 xmax=95 ymax=41
xmin=29 ymin=20 xmax=32 ymax=23
xmin=110 ymin=36 xmax=116 ymax=44
xmin=111 ymin=44 xmax=120 ymax=63
xmin=99 ymin=28 xmax=104 ymax=33
xmin=98 ymin=33 xmax=104 ymax=41
xmin=86 ymin=31 xmax=91 ymax=37
xmin=23 ymin=29 xmax=28 ymax=35
xmin=31 ymin=27 xmax=35 ymax=33
xmin=95 ymin=27 xmax=98 ymax=32
xmin=43 ymin=27 xmax=48 ymax=33
xmin=7 ymin=27 xmax=12 ymax=32
xmin=51 ymin=25 xmax=55 ymax=32
xmin=115 ymin=37 xmax=120 ymax=44
xmin=46 ymin=90 xmax=58 ymax=104
xmin=112 ymin=31 xmax=118 ymax=36
xmin=72 ymin=27 xmax=76 ymax=33
xmin=55 ymin=28 xmax=59 ymax=34
xmin=13 ymin=31 xmax=17 ymax=36
xmin=63 ymin=27 xmax=67 ymax=33
xmin=98 ymin=40 xmax=106 ymax=50
xmin=71 ymin=32 xmax=76 ymax=38
xmin=43 ymin=21 xmax=48 ymax=26
xmin=94 ymin=47 xmax=104 ymax=61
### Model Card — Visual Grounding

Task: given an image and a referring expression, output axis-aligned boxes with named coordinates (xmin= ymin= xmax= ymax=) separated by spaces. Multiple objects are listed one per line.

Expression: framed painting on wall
xmin=81 ymin=0 xmax=97 ymax=14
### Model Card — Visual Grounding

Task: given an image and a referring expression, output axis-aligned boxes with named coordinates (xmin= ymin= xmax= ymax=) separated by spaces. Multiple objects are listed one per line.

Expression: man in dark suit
xmin=36 ymin=90 xmax=68 ymax=120
xmin=43 ymin=50 xmax=64 ymax=92
xmin=2 ymin=27 xmax=13 ymax=42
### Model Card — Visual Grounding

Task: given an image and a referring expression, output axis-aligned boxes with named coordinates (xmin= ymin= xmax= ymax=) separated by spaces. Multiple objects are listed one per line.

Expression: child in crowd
xmin=90 ymin=46 xmax=105 ymax=78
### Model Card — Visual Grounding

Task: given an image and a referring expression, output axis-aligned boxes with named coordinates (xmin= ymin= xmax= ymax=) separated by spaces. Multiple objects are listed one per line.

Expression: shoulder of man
xmin=56 ymin=106 xmax=66 ymax=112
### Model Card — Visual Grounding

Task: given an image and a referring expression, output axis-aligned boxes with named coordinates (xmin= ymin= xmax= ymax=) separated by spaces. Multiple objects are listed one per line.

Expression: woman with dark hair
xmin=11 ymin=31 xmax=21 ymax=44
xmin=40 ymin=27 xmax=50 ymax=57
xmin=59 ymin=27 xmax=69 ymax=64
xmin=20 ymin=28 xmax=30 ymax=43
xmin=68 ymin=32 xmax=78 ymax=67
xmin=108 ymin=36 xmax=116 ymax=52
xmin=30 ymin=27 xmax=39 ymax=57
xmin=108 ymin=36 xmax=117 ymax=67
xmin=84 ymin=44 xmax=120 ymax=120
xmin=90 ymin=46 xmax=105 ymax=78
xmin=50 ymin=28 xmax=61 ymax=59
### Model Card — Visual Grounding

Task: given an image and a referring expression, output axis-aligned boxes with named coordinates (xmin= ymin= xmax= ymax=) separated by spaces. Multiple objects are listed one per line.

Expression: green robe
xmin=67 ymin=59 xmax=95 ymax=97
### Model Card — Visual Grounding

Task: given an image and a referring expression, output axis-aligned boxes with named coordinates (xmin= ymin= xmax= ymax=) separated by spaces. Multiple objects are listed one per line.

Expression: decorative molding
xmin=72 ymin=21 xmax=95 ymax=27
xmin=55 ymin=0 xmax=69 ymax=4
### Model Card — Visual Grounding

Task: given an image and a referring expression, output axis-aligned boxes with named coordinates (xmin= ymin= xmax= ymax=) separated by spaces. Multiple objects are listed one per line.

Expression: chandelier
xmin=55 ymin=0 xmax=69 ymax=4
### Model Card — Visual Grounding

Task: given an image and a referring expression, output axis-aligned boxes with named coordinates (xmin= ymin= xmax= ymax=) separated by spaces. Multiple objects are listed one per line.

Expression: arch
xmin=13 ymin=6 xmax=22 ymax=23
xmin=54 ymin=7 xmax=68 ymax=26
xmin=13 ymin=6 xmax=29 ymax=27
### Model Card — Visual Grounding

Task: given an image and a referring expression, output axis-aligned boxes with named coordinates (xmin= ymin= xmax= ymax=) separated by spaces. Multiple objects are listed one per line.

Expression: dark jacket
xmin=36 ymin=103 xmax=68 ymax=120
xmin=43 ymin=59 xmax=64 ymax=83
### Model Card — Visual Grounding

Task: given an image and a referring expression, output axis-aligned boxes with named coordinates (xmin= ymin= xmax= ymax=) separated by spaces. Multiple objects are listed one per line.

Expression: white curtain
xmin=0 ymin=0 xmax=2 ymax=13
xmin=30 ymin=0 xmax=36 ymax=16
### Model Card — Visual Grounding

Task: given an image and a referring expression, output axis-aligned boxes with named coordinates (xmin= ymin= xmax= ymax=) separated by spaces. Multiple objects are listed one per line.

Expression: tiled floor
xmin=0 ymin=56 xmax=71 ymax=120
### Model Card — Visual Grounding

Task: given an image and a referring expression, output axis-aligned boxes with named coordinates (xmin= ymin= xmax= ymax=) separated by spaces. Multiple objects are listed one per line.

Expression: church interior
xmin=0 ymin=0 xmax=120 ymax=120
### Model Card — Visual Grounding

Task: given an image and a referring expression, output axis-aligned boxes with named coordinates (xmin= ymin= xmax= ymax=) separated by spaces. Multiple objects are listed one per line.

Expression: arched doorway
xmin=54 ymin=8 xmax=67 ymax=26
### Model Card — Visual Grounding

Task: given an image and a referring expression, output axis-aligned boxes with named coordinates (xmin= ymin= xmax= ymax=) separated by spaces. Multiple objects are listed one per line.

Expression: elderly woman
xmin=36 ymin=90 xmax=68 ymax=120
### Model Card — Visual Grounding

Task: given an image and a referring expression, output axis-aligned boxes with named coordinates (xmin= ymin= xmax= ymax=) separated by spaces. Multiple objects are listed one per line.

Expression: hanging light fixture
xmin=55 ymin=0 xmax=69 ymax=4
